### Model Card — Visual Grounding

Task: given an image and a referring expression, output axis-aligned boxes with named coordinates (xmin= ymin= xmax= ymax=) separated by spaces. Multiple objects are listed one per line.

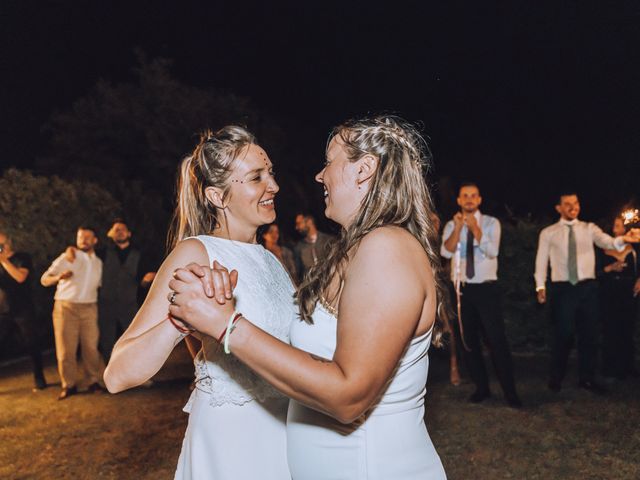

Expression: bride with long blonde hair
xmin=104 ymin=126 xmax=296 ymax=479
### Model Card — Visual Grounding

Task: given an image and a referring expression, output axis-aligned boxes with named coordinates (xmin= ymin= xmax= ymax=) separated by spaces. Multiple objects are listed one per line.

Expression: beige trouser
xmin=52 ymin=301 xmax=102 ymax=388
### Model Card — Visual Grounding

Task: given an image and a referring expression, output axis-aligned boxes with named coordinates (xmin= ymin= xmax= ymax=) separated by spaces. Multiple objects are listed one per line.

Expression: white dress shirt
xmin=41 ymin=250 xmax=102 ymax=303
xmin=534 ymin=218 xmax=625 ymax=289
xmin=441 ymin=211 xmax=501 ymax=284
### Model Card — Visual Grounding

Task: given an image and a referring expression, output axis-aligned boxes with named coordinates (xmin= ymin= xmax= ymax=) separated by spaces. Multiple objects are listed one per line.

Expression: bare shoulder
xmin=164 ymin=237 xmax=209 ymax=267
xmin=349 ymin=226 xmax=433 ymax=281
xmin=355 ymin=226 xmax=428 ymax=263
xmin=340 ymin=226 xmax=434 ymax=335
xmin=135 ymin=238 xmax=209 ymax=316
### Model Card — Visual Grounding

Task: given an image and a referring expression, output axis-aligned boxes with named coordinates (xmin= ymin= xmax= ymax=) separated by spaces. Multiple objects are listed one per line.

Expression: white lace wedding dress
xmin=287 ymin=303 xmax=447 ymax=479
xmin=174 ymin=235 xmax=297 ymax=480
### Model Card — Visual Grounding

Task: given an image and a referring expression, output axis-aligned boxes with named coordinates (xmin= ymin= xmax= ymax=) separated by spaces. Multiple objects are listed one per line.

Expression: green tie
xmin=567 ymin=224 xmax=578 ymax=285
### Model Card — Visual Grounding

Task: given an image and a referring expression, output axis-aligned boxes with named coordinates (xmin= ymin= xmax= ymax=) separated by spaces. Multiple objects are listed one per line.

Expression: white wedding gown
xmin=174 ymin=236 xmax=297 ymax=480
xmin=287 ymin=303 xmax=447 ymax=479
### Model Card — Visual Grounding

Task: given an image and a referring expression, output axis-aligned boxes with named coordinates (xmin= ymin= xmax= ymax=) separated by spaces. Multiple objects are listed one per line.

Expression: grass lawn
xmin=1 ymin=345 xmax=638 ymax=479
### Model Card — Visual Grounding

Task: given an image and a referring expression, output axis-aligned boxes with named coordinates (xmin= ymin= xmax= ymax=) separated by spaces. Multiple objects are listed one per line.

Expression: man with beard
xmin=441 ymin=182 xmax=521 ymax=407
xmin=293 ymin=212 xmax=333 ymax=280
xmin=41 ymin=226 xmax=103 ymax=400
xmin=535 ymin=192 xmax=640 ymax=394
xmin=98 ymin=219 xmax=156 ymax=361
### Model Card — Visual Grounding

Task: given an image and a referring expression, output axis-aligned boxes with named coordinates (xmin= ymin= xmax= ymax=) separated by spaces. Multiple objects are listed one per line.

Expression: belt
xmin=552 ymin=279 xmax=596 ymax=286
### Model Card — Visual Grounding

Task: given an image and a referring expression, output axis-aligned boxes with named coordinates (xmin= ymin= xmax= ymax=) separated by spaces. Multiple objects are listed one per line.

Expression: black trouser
xmin=455 ymin=281 xmax=518 ymax=397
xmin=600 ymin=279 xmax=637 ymax=377
xmin=0 ymin=308 xmax=45 ymax=383
xmin=549 ymin=280 xmax=599 ymax=384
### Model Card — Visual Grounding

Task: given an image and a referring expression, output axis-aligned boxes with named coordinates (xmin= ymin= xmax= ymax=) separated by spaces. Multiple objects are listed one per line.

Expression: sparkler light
xmin=621 ymin=208 xmax=640 ymax=231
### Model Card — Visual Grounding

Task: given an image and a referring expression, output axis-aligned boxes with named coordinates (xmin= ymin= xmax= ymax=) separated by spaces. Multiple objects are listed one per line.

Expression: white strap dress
xmin=287 ymin=302 xmax=447 ymax=479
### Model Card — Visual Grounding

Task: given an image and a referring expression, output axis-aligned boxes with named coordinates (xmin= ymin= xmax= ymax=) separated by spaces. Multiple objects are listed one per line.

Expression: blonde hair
xmin=297 ymin=115 xmax=446 ymax=345
xmin=167 ymin=126 xmax=256 ymax=249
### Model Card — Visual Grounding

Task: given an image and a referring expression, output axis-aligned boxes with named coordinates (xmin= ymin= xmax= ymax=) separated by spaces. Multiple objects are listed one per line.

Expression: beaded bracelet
xmin=168 ymin=314 xmax=196 ymax=335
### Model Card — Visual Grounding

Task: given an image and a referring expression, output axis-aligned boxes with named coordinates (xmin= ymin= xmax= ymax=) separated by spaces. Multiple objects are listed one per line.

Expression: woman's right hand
xmin=168 ymin=261 xmax=238 ymax=339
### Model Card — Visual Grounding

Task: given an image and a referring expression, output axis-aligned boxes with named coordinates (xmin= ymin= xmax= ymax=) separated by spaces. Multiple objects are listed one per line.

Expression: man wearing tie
xmin=535 ymin=192 xmax=640 ymax=394
xmin=442 ymin=183 xmax=521 ymax=407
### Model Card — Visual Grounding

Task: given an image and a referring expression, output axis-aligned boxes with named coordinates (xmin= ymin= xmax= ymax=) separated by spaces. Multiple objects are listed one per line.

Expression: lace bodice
xmin=185 ymin=235 xmax=298 ymax=409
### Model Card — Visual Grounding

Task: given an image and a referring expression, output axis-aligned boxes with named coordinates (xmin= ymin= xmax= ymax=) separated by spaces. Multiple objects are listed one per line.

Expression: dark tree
xmin=37 ymin=52 xmax=289 ymax=251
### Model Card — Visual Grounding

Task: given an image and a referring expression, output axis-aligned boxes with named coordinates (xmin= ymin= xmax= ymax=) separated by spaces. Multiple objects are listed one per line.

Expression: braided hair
xmin=296 ymin=115 xmax=446 ymax=346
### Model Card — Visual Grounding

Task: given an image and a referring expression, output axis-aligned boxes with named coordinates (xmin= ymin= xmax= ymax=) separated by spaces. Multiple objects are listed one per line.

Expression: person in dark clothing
xmin=0 ymin=231 xmax=47 ymax=390
xmin=597 ymin=216 xmax=640 ymax=380
xmin=99 ymin=220 xmax=156 ymax=361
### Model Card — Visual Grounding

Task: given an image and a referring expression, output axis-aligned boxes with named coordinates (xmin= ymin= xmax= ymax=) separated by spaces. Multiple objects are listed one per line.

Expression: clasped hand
xmin=168 ymin=261 xmax=239 ymax=339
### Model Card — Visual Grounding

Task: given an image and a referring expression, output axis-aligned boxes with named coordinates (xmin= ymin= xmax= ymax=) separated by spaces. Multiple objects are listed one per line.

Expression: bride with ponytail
xmin=104 ymin=126 xmax=296 ymax=479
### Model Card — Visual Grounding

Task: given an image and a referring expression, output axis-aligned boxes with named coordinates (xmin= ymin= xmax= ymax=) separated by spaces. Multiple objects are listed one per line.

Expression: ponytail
xmin=167 ymin=126 xmax=257 ymax=252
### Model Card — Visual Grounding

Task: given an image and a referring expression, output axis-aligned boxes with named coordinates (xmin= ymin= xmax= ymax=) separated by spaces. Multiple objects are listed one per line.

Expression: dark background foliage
xmin=0 ymin=169 xmax=121 ymax=357
xmin=1 ymin=1 xmax=639 ymax=359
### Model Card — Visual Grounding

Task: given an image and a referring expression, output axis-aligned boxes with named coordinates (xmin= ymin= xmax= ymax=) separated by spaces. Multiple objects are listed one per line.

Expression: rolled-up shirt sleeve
xmin=40 ymin=254 xmax=69 ymax=284
xmin=440 ymin=220 xmax=456 ymax=259
xmin=477 ymin=218 xmax=500 ymax=259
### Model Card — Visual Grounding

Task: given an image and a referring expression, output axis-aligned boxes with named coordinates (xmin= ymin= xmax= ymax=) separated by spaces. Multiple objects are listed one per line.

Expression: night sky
xmin=2 ymin=0 xmax=639 ymax=221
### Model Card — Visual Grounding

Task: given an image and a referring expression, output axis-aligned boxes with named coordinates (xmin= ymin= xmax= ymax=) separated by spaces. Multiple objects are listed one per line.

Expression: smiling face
xmin=556 ymin=194 xmax=580 ymax=221
xmin=210 ymin=144 xmax=279 ymax=241
xmin=315 ymin=135 xmax=365 ymax=227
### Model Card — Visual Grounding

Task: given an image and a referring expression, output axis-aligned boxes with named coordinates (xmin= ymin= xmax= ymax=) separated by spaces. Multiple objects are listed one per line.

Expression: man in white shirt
xmin=535 ymin=192 xmax=640 ymax=394
xmin=442 ymin=183 xmax=521 ymax=407
xmin=41 ymin=226 xmax=104 ymax=400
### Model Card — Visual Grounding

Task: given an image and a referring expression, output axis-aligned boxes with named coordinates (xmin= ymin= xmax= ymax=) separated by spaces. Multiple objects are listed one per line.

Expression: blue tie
xmin=466 ymin=228 xmax=475 ymax=279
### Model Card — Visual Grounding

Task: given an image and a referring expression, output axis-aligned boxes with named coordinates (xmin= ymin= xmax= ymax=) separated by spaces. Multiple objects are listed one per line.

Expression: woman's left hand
xmin=168 ymin=262 xmax=238 ymax=339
